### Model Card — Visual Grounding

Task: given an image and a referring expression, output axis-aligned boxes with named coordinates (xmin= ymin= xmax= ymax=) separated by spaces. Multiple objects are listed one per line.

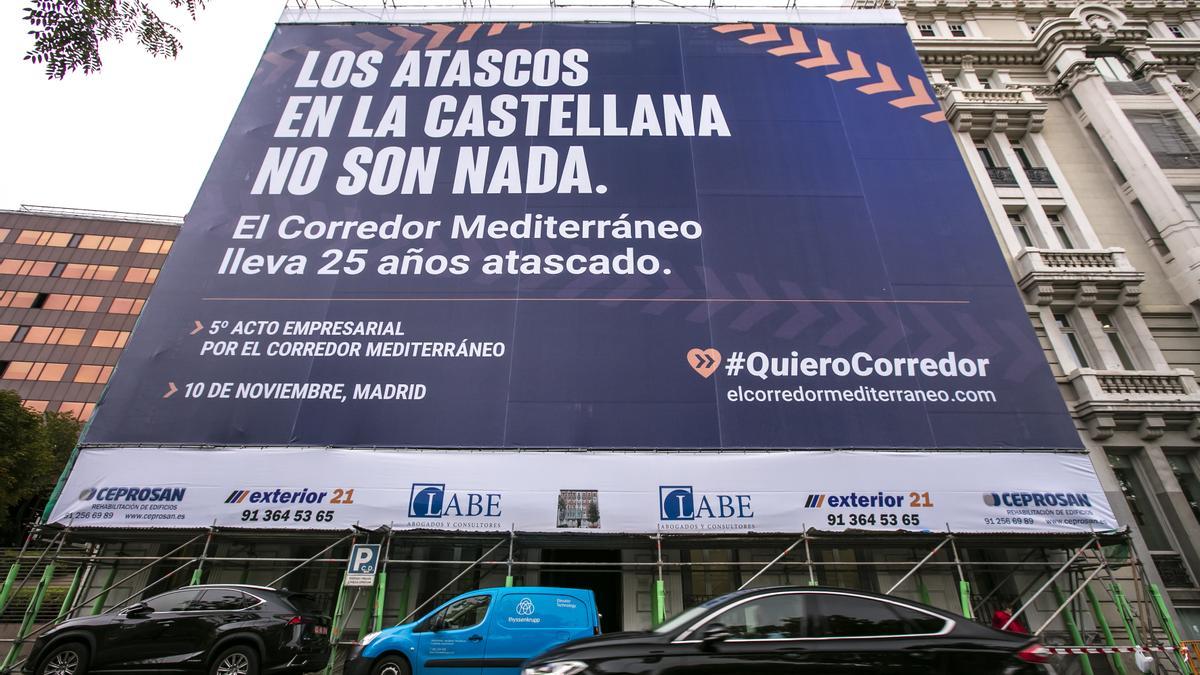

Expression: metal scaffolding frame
xmin=0 ymin=525 xmax=1190 ymax=675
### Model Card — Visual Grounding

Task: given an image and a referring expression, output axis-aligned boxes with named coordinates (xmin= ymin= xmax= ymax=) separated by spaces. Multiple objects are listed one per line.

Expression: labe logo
xmin=516 ymin=598 xmax=536 ymax=616
xmin=79 ymin=486 xmax=186 ymax=502
xmin=984 ymin=492 xmax=1092 ymax=507
xmin=659 ymin=486 xmax=754 ymax=521
xmin=408 ymin=483 xmax=502 ymax=518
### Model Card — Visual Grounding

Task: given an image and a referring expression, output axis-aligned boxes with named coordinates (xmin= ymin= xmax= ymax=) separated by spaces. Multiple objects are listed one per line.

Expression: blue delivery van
xmin=346 ymin=586 xmax=599 ymax=675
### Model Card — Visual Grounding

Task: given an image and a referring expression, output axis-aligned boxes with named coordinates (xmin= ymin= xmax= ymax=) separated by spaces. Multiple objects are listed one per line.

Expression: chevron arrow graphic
xmin=796 ymin=39 xmax=839 ymax=69
xmin=858 ymin=63 xmax=901 ymax=94
xmin=457 ymin=23 xmax=483 ymax=42
xmin=425 ymin=24 xmax=455 ymax=49
xmin=741 ymin=24 xmax=780 ymax=45
xmin=889 ymin=75 xmax=935 ymax=109
xmin=713 ymin=23 xmax=755 ymax=34
xmin=388 ymin=26 xmax=423 ymax=53
xmin=768 ymin=28 xmax=810 ymax=55
xmin=827 ymin=50 xmax=870 ymax=81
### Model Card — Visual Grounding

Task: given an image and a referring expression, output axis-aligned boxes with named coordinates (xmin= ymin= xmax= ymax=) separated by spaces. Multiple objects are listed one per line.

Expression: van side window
xmin=436 ymin=595 xmax=491 ymax=631
xmin=495 ymin=594 xmax=589 ymax=629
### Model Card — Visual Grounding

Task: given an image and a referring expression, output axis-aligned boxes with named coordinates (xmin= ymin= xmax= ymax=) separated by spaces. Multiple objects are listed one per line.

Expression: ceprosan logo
xmin=81 ymin=486 xmax=187 ymax=502
xmin=984 ymin=492 xmax=1092 ymax=508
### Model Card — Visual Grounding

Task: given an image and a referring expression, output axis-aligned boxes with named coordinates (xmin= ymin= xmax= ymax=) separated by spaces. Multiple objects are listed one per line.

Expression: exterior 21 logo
xmin=659 ymin=486 xmax=754 ymax=521
xmin=408 ymin=483 xmax=502 ymax=518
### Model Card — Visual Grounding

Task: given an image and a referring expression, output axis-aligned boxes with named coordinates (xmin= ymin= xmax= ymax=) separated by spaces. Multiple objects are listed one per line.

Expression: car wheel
xmin=36 ymin=642 xmax=88 ymax=675
xmin=209 ymin=645 xmax=260 ymax=675
xmin=371 ymin=655 xmax=411 ymax=675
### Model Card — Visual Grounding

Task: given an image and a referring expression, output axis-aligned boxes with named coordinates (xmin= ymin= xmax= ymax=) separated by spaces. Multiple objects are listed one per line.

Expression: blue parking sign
xmin=346 ymin=544 xmax=381 ymax=587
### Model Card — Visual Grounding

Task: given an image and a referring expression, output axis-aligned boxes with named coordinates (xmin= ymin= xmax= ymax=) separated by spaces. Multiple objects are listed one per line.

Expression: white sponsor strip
xmin=49 ymin=448 xmax=1118 ymax=534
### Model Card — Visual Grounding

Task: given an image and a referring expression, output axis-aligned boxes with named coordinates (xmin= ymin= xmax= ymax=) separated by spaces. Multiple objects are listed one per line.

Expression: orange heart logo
xmin=687 ymin=348 xmax=722 ymax=378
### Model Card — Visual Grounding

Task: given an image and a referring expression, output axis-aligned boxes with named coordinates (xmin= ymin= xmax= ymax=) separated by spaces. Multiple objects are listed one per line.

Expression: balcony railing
xmin=1152 ymin=553 xmax=1195 ymax=588
xmin=1097 ymin=373 xmax=1189 ymax=395
xmin=987 ymin=167 xmax=1018 ymax=186
xmin=1105 ymin=79 xmax=1159 ymax=96
xmin=1153 ymin=152 xmax=1200 ymax=169
xmin=1036 ymin=250 xmax=1121 ymax=269
xmin=1023 ymin=167 xmax=1056 ymax=186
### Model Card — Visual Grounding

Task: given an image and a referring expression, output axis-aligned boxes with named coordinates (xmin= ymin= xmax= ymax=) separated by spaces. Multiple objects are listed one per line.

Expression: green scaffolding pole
xmin=323 ymin=572 xmax=352 ymax=675
xmin=1149 ymin=584 xmax=1189 ymax=673
xmin=90 ymin=560 xmax=119 ymax=616
xmin=651 ymin=579 xmax=666 ymax=628
xmin=1085 ymin=583 xmax=1127 ymax=675
xmin=0 ymin=562 xmax=20 ymax=618
xmin=1110 ymin=583 xmax=1139 ymax=644
xmin=1051 ymin=580 xmax=1094 ymax=675
xmin=2 ymin=563 xmax=56 ymax=670
xmin=56 ymin=563 xmax=85 ymax=623
xmin=372 ymin=567 xmax=389 ymax=634
xmin=958 ymin=580 xmax=973 ymax=620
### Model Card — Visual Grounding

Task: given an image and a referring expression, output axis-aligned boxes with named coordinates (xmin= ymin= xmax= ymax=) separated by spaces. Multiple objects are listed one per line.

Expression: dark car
xmin=22 ymin=584 xmax=331 ymax=675
xmin=522 ymin=586 xmax=1054 ymax=675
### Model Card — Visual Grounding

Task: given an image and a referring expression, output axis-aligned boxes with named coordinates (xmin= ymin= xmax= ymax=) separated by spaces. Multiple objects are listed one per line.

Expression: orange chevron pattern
xmin=796 ymin=39 xmax=838 ymax=68
xmin=740 ymin=24 xmax=780 ymax=45
xmin=710 ymin=23 xmax=944 ymax=124
xmin=826 ymin=50 xmax=868 ymax=81
xmin=371 ymin=22 xmax=536 ymax=51
xmin=767 ymin=28 xmax=808 ymax=56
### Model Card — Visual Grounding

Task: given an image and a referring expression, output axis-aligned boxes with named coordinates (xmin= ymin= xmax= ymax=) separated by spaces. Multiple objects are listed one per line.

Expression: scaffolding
xmin=0 ymin=525 xmax=1190 ymax=675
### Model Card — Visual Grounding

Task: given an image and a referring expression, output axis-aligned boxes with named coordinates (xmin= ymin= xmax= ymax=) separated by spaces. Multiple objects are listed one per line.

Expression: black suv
xmin=22 ymin=584 xmax=331 ymax=675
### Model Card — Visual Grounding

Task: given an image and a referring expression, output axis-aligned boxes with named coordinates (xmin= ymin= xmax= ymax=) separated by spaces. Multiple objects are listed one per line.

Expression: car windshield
xmin=653 ymin=604 xmax=714 ymax=634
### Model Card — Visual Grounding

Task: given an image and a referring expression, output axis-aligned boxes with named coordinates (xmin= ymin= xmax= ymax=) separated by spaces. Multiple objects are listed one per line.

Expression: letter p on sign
xmin=345 ymin=543 xmax=381 ymax=586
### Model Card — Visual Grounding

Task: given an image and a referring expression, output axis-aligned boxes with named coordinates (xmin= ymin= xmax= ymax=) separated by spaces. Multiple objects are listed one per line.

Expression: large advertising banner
xmin=83 ymin=18 xmax=1081 ymax=449
xmin=49 ymin=449 xmax=1117 ymax=534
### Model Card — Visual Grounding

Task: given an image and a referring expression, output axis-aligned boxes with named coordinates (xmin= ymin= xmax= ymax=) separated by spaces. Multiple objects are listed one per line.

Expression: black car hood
xmin=530 ymin=631 xmax=669 ymax=663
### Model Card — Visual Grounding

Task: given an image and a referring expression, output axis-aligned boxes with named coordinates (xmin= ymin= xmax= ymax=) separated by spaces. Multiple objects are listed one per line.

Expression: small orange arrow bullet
xmin=191 ymin=320 xmax=204 ymax=335
xmin=163 ymin=382 xmax=178 ymax=398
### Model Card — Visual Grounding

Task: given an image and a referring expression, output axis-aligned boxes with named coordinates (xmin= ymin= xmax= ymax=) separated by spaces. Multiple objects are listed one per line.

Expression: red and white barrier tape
xmin=1045 ymin=645 xmax=1187 ymax=655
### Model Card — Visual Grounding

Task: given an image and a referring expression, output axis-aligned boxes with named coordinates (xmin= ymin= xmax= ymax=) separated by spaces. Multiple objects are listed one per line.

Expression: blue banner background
xmin=84 ymin=21 xmax=1082 ymax=449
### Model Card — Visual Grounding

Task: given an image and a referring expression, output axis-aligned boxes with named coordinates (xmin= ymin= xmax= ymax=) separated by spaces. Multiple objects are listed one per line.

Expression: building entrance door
xmin=541 ymin=549 xmax=623 ymax=633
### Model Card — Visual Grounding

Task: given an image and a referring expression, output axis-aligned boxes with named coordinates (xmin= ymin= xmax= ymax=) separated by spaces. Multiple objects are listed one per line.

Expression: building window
xmin=1008 ymin=213 xmax=1035 ymax=247
xmin=0 ymin=259 xmax=56 ymax=276
xmin=0 ymin=229 xmax=10 ymax=243
xmin=19 ymin=326 xmax=86 ymax=346
xmin=57 ymin=402 xmax=95 ymax=421
xmin=1168 ymin=24 xmax=1186 ymax=38
xmin=916 ymin=23 xmax=936 ymax=37
xmin=1108 ymin=452 xmax=1172 ymax=550
xmin=108 ymin=298 xmax=146 ymax=315
xmin=92 ymin=330 xmax=131 ymax=349
xmin=1094 ymin=55 xmax=1135 ymax=82
xmin=1054 ymin=313 xmax=1090 ymax=368
xmin=74 ymin=365 xmax=114 ymax=385
xmin=77 ymin=235 xmax=133 ymax=251
xmin=948 ymin=23 xmax=967 ymax=37
xmin=1128 ymin=111 xmax=1200 ymax=169
xmin=124 ymin=267 xmax=160 ymax=284
xmin=1012 ymin=145 xmax=1035 ymax=170
xmin=0 ymin=292 xmax=39 ymax=308
xmin=40 ymin=294 xmax=103 ymax=312
xmin=15 ymin=230 xmax=74 ymax=247
xmin=1095 ymin=312 xmax=1136 ymax=369
xmin=1048 ymin=213 xmax=1075 ymax=248
xmin=138 ymin=238 xmax=173 ymax=255
xmin=1184 ymin=192 xmax=1200 ymax=220
xmin=1167 ymin=453 xmax=1200 ymax=527
xmin=977 ymin=145 xmax=997 ymax=168
xmin=977 ymin=76 xmax=992 ymax=89
xmin=1 ymin=361 xmax=68 ymax=382
xmin=60 ymin=264 xmax=119 ymax=281
xmin=23 ymin=400 xmax=48 ymax=413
